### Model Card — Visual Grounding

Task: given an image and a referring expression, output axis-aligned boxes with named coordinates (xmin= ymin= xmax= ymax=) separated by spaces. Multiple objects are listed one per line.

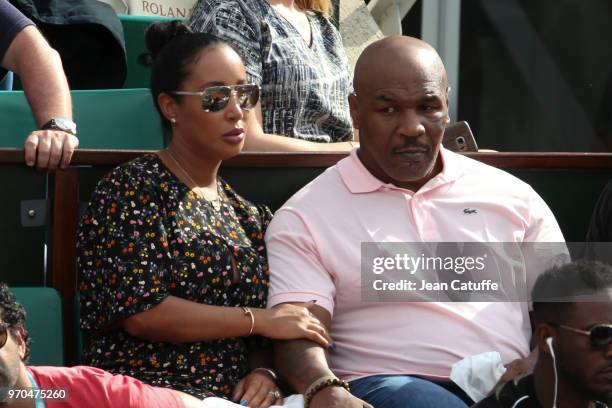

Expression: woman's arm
xmin=121 ymin=295 xmax=331 ymax=346
xmin=243 ymin=103 xmax=354 ymax=152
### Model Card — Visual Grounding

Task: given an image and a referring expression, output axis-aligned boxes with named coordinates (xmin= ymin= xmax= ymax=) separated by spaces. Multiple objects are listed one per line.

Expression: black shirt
xmin=473 ymin=374 xmax=609 ymax=408
xmin=0 ymin=0 xmax=33 ymax=78
xmin=587 ymin=180 xmax=612 ymax=242
xmin=473 ymin=375 xmax=542 ymax=408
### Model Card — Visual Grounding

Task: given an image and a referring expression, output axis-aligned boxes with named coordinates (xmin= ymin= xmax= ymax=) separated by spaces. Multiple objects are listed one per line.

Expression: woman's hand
xmin=232 ymin=370 xmax=282 ymax=408
xmin=253 ymin=303 xmax=332 ymax=347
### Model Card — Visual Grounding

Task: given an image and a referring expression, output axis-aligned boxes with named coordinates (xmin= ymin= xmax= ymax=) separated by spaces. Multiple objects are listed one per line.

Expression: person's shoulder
xmin=28 ymin=365 xmax=108 ymax=388
xmin=190 ymin=0 xmax=265 ymax=24
xmin=193 ymin=0 xmax=244 ymax=11
xmin=279 ymin=163 xmax=344 ymax=209
xmin=96 ymin=154 xmax=165 ymax=195
xmin=309 ymin=10 xmax=340 ymax=34
xmin=449 ymin=150 xmax=535 ymax=194
xmin=193 ymin=0 xmax=256 ymax=8
xmin=0 ymin=0 xmax=31 ymax=25
xmin=599 ymin=179 xmax=612 ymax=201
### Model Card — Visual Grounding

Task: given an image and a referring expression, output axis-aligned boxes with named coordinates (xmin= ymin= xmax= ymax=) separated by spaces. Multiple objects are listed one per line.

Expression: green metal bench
xmin=10 ymin=287 xmax=64 ymax=366
xmin=119 ymin=15 xmax=176 ymax=89
xmin=0 ymin=89 xmax=163 ymax=150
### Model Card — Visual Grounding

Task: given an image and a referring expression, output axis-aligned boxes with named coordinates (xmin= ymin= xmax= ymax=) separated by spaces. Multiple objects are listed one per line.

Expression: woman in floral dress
xmin=77 ymin=21 xmax=330 ymax=408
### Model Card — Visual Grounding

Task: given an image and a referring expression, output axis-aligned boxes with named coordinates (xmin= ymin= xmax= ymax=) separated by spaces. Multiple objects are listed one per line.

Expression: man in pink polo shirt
xmin=266 ymin=36 xmax=565 ymax=408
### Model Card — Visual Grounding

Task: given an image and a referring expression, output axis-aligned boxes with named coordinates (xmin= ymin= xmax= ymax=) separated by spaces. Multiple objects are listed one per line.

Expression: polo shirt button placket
xmin=409 ymin=194 xmax=427 ymax=239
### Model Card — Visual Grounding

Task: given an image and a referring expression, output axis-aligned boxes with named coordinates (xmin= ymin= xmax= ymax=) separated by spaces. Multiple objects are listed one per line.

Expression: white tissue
xmin=201 ymin=394 xmax=304 ymax=407
xmin=450 ymin=351 xmax=507 ymax=403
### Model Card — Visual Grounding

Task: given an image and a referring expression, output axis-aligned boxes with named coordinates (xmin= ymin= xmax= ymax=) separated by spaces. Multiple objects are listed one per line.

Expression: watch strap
xmin=40 ymin=118 xmax=77 ymax=135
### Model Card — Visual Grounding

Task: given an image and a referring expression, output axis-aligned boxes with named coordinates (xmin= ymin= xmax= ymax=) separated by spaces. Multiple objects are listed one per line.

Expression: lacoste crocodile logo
xmin=463 ymin=208 xmax=478 ymax=215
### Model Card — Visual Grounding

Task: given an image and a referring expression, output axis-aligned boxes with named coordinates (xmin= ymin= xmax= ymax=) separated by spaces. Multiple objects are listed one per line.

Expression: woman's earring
xmin=170 ymin=118 xmax=177 ymax=124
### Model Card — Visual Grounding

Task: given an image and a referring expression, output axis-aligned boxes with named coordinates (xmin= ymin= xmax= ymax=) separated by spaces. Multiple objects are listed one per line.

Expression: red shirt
xmin=28 ymin=366 xmax=184 ymax=408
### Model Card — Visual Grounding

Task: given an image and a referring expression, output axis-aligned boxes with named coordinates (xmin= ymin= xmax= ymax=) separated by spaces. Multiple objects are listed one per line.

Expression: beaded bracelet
xmin=303 ymin=375 xmax=350 ymax=408
xmin=242 ymin=307 xmax=254 ymax=336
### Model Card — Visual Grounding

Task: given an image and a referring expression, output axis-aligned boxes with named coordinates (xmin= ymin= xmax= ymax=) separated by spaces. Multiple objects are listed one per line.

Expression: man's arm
xmin=2 ymin=25 xmax=78 ymax=169
xmin=266 ymin=210 xmax=370 ymax=407
xmin=274 ymin=303 xmax=371 ymax=408
xmin=274 ymin=303 xmax=335 ymax=392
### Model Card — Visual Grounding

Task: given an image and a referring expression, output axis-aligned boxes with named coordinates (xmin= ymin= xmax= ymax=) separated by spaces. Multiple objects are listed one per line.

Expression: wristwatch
xmin=40 ymin=117 xmax=77 ymax=135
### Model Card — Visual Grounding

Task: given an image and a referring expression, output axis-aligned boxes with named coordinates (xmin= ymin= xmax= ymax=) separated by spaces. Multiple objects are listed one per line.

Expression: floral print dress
xmin=77 ymin=154 xmax=272 ymax=399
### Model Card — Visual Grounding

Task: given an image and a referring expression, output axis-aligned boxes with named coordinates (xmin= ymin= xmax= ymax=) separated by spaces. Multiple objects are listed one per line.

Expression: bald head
xmin=353 ymin=36 xmax=448 ymax=94
xmin=348 ymin=36 xmax=451 ymax=192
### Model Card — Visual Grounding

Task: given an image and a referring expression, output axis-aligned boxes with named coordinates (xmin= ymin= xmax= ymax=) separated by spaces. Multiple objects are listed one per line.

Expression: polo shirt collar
xmin=338 ymin=146 xmax=463 ymax=194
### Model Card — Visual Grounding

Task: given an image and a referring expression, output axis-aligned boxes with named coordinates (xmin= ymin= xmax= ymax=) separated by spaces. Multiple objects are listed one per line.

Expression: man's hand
xmin=490 ymin=351 xmax=538 ymax=395
xmin=309 ymin=386 xmax=373 ymax=408
xmin=24 ymin=130 xmax=79 ymax=170
xmin=232 ymin=370 xmax=282 ymax=408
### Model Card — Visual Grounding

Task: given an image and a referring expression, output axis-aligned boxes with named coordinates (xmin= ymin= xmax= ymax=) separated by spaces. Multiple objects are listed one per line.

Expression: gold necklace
xmin=162 ymin=150 xmax=222 ymax=211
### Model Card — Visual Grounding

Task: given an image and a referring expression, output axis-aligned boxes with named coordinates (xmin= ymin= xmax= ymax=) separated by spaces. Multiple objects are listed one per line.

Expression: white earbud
xmin=546 ymin=337 xmax=558 ymax=408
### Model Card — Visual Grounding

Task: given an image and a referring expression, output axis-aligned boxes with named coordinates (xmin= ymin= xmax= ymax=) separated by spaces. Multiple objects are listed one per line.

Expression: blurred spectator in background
xmin=0 ymin=0 xmax=78 ymax=170
xmin=189 ymin=0 xmax=355 ymax=152
xmin=587 ymin=180 xmax=612 ymax=243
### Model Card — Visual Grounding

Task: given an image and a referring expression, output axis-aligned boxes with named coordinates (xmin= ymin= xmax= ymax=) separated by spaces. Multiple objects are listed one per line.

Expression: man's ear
xmin=158 ymin=92 xmax=179 ymax=122
xmin=445 ymin=90 xmax=451 ymax=124
xmin=535 ymin=324 xmax=556 ymax=356
xmin=13 ymin=326 xmax=27 ymax=360
xmin=348 ymin=93 xmax=360 ymax=129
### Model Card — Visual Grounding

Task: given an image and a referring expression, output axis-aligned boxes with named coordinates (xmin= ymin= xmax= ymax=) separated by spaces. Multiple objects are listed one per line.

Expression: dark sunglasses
xmin=0 ymin=322 xmax=8 ymax=349
xmin=172 ymin=84 xmax=260 ymax=113
xmin=550 ymin=322 xmax=612 ymax=348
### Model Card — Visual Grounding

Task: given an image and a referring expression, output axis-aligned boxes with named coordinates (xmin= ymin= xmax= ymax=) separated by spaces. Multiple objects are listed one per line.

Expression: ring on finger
xmin=268 ymin=390 xmax=281 ymax=399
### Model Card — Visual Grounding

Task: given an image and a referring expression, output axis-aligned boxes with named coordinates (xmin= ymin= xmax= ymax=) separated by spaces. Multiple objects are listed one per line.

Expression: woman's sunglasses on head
xmin=172 ymin=84 xmax=260 ymax=113
xmin=549 ymin=322 xmax=612 ymax=348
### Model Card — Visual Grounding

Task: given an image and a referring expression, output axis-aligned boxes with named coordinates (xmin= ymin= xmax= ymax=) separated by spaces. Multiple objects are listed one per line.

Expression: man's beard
xmin=564 ymin=370 xmax=612 ymax=406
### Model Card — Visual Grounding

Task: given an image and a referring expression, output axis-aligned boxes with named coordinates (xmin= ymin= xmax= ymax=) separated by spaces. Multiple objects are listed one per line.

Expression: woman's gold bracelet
xmin=242 ymin=306 xmax=254 ymax=336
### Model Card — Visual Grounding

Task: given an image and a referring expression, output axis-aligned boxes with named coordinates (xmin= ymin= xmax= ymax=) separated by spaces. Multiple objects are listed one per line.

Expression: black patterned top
xmin=77 ymin=154 xmax=272 ymax=399
xmin=189 ymin=0 xmax=353 ymax=142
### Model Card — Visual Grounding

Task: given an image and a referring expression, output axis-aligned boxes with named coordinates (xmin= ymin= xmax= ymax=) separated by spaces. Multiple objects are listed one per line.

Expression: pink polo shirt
xmin=266 ymin=148 xmax=564 ymax=381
